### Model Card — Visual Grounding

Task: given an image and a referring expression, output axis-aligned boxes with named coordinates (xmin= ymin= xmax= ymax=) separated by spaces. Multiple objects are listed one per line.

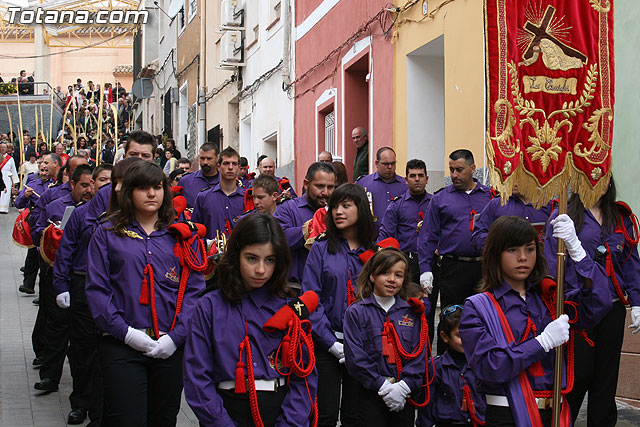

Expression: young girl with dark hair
xmin=459 ymin=216 xmax=610 ymax=427
xmin=183 ymin=213 xmax=318 ymax=426
xmin=417 ymin=305 xmax=485 ymax=427
xmin=302 ymin=183 xmax=376 ymax=426
xmin=86 ymin=161 xmax=206 ymax=426
xmin=344 ymin=247 xmax=430 ymax=427
xmin=546 ymin=177 xmax=640 ymax=424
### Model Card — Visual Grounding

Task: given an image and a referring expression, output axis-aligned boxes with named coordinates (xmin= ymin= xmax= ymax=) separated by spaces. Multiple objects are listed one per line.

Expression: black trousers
xmin=356 ymin=383 xmax=414 ymax=427
xmin=32 ymin=259 xmax=52 ymax=359
xmin=99 ymin=336 xmax=184 ymax=427
xmin=315 ymin=340 xmax=359 ymax=427
xmin=404 ymin=252 xmax=421 ymax=285
xmin=22 ymin=247 xmax=40 ymax=290
xmin=39 ymin=264 xmax=72 ymax=385
xmin=566 ymin=300 xmax=626 ymax=427
xmin=485 ymin=404 xmax=552 ymax=427
xmin=217 ymin=387 xmax=287 ymax=427
xmin=435 ymin=257 xmax=482 ymax=354
xmin=68 ymin=273 xmax=102 ymax=418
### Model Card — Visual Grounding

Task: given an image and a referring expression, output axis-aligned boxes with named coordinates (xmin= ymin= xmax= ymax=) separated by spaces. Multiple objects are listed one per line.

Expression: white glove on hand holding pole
xmin=535 ymin=314 xmax=570 ymax=352
xmin=551 ymin=214 xmax=586 ymax=262
xmin=124 ymin=327 xmax=158 ymax=353
xmin=382 ymin=380 xmax=411 ymax=412
xmin=56 ymin=291 xmax=70 ymax=309
xmin=420 ymin=272 xmax=433 ymax=294
xmin=629 ymin=306 xmax=640 ymax=335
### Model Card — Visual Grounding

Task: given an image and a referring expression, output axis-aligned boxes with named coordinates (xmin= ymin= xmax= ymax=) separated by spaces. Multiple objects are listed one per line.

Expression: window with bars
xmin=324 ymin=110 xmax=335 ymax=154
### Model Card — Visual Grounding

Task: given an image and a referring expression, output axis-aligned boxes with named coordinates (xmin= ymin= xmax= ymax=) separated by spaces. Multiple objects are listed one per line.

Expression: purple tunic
xmin=416 ymin=350 xmax=485 ymax=427
xmin=471 ymin=197 xmax=553 ymax=253
xmin=15 ymin=176 xmax=51 ymax=210
xmin=83 ymin=182 xmax=111 ymax=237
xmin=86 ymin=221 xmax=205 ymax=346
xmin=183 ymin=285 xmax=317 ymax=427
xmin=459 ymin=258 xmax=611 ymax=399
xmin=343 ymin=295 xmax=427 ymax=392
xmin=378 ymin=190 xmax=432 ymax=253
xmin=355 ymin=172 xmax=408 ymax=235
xmin=191 ymin=183 xmax=245 ymax=240
xmin=418 ymin=181 xmax=492 ymax=273
xmin=273 ymin=195 xmax=316 ymax=283
xmin=301 ymin=238 xmax=365 ymax=350
xmin=30 ymin=182 xmax=71 ymax=244
xmin=53 ymin=202 xmax=91 ymax=295
xmin=178 ymin=170 xmax=220 ymax=208
xmin=32 ymin=190 xmax=75 ymax=246
xmin=545 ymin=208 xmax=640 ymax=307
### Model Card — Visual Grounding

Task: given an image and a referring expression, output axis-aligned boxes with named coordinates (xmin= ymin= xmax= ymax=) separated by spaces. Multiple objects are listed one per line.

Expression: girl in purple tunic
xmin=343 ymin=247 xmax=428 ymax=427
xmin=546 ymin=178 xmax=640 ymax=425
xmin=183 ymin=213 xmax=318 ymax=426
xmin=302 ymin=183 xmax=376 ymax=427
xmin=86 ymin=161 xmax=205 ymax=426
xmin=459 ymin=216 xmax=610 ymax=427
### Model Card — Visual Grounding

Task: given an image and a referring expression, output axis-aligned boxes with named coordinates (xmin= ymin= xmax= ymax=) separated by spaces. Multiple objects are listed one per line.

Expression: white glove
xmin=551 ymin=214 xmax=586 ymax=262
xmin=328 ymin=341 xmax=344 ymax=361
xmin=144 ymin=334 xmax=177 ymax=359
xmin=382 ymin=380 xmax=411 ymax=412
xmin=420 ymin=272 xmax=433 ymax=294
xmin=378 ymin=379 xmax=393 ymax=397
xmin=56 ymin=291 xmax=70 ymax=309
xmin=629 ymin=306 xmax=640 ymax=335
xmin=124 ymin=327 xmax=158 ymax=353
xmin=535 ymin=314 xmax=570 ymax=352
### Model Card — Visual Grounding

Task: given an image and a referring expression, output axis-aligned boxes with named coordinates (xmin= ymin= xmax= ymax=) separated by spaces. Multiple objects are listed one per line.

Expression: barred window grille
xmin=325 ymin=110 xmax=335 ymax=154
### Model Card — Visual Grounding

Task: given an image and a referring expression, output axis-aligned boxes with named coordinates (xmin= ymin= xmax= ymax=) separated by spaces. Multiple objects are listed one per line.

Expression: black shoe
xmin=32 ymin=357 xmax=44 ymax=367
xmin=34 ymin=378 xmax=58 ymax=392
xmin=32 ymin=297 xmax=39 ymax=305
xmin=20 ymin=266 xmax=25 ymax=272
xmin=19 ymin=285 xmax=35 ymax=294
xmin=67 ymin=408 xmax=88 ymax=425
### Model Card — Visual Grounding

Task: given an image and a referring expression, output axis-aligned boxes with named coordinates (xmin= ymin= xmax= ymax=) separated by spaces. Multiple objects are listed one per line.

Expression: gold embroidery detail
xmin=574 ymin=108 xmax=613 ymax=164
xmin=591 ymin=167 xmax=602 ymax=181
xmin=523 ymin=76 xmax=578 ymax=95
xmin=123 ymin=229 xmax=144 ymax=240
xmin=490 ymin=99 xmax=519 ymax=158
xmin=589 ymin=0 xmax=611 ymax=13
xmin=503 ymin=161 xmax=512 ymax=175
xmin=165 ymin=266 xmax=180 ymax=283
xmin=524 ymin=119 xmax=569 ymax=172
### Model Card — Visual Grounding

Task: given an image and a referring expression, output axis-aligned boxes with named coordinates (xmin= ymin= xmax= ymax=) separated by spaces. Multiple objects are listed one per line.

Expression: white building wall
xmin=238 ymin=0 xmax=295 ymax=183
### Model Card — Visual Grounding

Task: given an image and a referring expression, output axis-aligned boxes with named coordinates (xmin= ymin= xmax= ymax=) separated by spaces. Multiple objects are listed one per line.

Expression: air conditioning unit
xmin=220 ymin=31 xmax=243 ymax=65
xmin=221 ymin=0 xmax=244 ymax=28
xmin=170 ymin=87 xmax=179 ymax=103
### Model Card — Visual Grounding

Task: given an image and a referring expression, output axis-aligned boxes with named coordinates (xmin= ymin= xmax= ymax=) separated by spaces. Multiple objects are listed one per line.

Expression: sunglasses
xmin=442 ymin=305 xmax=464 ymax=317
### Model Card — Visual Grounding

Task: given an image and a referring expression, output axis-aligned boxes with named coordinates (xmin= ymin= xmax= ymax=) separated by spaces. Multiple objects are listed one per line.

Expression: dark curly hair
xmin=215 ymin=213 xmax=294 ymax=304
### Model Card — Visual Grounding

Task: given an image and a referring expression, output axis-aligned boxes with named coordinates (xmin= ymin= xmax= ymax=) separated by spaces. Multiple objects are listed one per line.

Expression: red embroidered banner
xmin=485 ymin=0 xmax=614 ymax=208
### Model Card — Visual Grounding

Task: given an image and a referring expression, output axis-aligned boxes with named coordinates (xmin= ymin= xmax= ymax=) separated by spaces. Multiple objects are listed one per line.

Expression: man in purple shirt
xmin=34 ymin=164 xmax=93 ymax=395
xmin=177 ymin=143 xmax=219 ymax=208
xmin=355 ymin=147 xmax=408 ymax=237
xmin=16 ymin=154 xmax=59 ymax=295
xmin=379 ymin=159 xmax=432 ymax=283
xmin=274 ymin=162 xmax=337 ymax=285
xmin=417 ymin=149 xmax=492 ymax=353
xmin=191 ymin=147 xmax=245 ymax=240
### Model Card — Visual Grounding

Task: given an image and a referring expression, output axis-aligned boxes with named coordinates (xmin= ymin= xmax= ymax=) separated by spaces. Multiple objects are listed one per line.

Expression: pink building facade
xmin=293 ymin=0 xmax=394 ymax=188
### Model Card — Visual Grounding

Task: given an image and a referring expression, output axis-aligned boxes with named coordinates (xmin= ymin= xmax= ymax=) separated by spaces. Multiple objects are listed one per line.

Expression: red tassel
xmin=235 ymin=361 xmax=246 ymax=394
xmin=469 ymin=209 xmax=478 ymax=231
xmin=381 ymin=324 xmax=396 ymax=364
xmin=528 ymin=361 xmax=545 ymax=377
xmin=139 ymin=267 xmax=149 ymax=305
xmin=346 ymin=279 xmax=355 ymax=306
xmin=281 ymin=335 xmax=291 ymax=367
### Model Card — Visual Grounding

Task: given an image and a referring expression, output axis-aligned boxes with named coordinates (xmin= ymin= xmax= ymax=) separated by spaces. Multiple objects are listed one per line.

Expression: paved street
xmin=0 ymin=208 xmax=638 ymax=426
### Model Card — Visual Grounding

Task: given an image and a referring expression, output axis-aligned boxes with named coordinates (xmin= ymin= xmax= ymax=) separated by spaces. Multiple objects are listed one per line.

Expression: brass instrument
xmin=365 ymin=188 xmax=378 ymax=222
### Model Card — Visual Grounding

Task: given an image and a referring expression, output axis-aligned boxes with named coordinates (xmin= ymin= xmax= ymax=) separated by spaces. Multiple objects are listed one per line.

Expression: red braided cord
xmin=146 ymin=264 xmax=160 ymax=340
xmin=604 ymin=243 xmax=629 ymax=305
xmin=616 ymin=210 xmax=639 ymax=246
xmin=462 ymin=379 xmax=485 ymax=426
xmin=238 ymin=335 xmax=264 ymax=427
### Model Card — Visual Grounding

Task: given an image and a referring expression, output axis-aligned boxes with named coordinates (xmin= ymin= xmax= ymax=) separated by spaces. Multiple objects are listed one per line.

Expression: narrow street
xmin=1 ymin=208 xmax=639 ymax=426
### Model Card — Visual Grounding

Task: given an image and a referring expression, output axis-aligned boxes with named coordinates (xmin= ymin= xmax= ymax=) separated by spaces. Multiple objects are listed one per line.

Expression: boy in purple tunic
xmin=86 ymin=161 xmax=205 ymax=426
xmin=460 ymin=216 xmax=610 ymax=426
xmin=417 ymin=305 xmax=485 ymax=427
xmin=344 ymin=247 xmax=429 ymax=427
xmin=183 ymin=214 xmax=318 ymax=426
